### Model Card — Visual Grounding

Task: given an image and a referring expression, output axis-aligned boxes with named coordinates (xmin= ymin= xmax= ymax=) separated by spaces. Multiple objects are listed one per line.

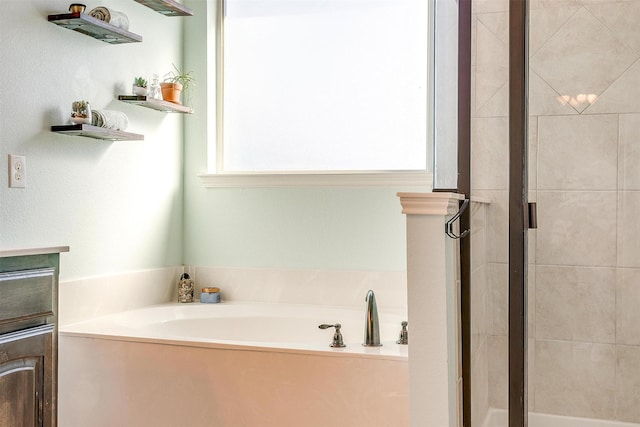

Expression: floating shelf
xmin=118 ymin=95 xmax=194 ymax=114
xmin=51 ymin=124 xmax=144 ymax=141
xmin=47 ymin=12 xmax=142 ymax=44
xmin=133 ymin=0 xmax=193 ymax=16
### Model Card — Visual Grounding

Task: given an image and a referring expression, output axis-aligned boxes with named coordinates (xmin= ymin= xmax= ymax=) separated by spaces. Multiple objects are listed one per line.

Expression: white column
xmin=398 ymin=192 xmax=464 ymax=427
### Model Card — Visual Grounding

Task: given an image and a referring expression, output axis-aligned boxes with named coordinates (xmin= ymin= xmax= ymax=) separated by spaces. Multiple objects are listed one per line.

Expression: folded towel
xmin=91 ymin=110 xmax=129 ymax=131
xmin=89 ymin=6 xmax=130 ymax=31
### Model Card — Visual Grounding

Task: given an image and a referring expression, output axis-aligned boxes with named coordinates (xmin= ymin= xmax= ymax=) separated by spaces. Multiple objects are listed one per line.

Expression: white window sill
xmin=198 ymin=172 xmax=433 ymax=188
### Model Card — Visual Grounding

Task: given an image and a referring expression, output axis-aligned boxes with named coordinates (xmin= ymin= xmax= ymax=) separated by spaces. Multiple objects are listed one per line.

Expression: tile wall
xmin=471 ymin=0 xmax=640 ymax=424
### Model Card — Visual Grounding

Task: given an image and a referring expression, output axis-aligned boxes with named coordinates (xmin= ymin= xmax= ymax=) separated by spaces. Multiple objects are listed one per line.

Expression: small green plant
xmin=164 ymin=63 xmax=195 ymax=105
xmin=164 ymin=64 xmax=194 ymax=90
xmin=133 ymin=76 xmax=147 ymax=88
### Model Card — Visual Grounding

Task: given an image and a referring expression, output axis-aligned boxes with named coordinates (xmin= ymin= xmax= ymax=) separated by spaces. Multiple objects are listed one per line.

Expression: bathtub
xmin=484 ymin=408 xmax=640 ymax=427
xmin=58 ymin=301 xmax=409 ymax=427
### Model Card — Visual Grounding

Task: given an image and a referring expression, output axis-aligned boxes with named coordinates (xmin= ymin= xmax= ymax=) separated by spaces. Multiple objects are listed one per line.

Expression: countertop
xmin=0 ymin=246 xmax=70 ymax=258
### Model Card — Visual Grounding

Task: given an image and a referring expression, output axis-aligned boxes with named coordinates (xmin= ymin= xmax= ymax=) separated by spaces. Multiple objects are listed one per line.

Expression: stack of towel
xmin=91 ymin=110 xmax=128 ymax=131
xmin=89 ymin=6 xmax=130 ymax=31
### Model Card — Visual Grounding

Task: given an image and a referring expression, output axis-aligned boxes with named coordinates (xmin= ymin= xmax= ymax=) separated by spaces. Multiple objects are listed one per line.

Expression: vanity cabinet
xmin=0 ymin=248 xmax=67 ymax=427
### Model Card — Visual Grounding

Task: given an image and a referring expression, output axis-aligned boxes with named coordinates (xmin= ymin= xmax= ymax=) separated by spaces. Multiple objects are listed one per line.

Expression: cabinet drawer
xmin=0 ymin=268 xmax=55 ymax=332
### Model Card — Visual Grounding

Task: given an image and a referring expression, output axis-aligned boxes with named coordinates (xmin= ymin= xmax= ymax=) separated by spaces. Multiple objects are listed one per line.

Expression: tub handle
xmin=318 ymin=323 xmax=346 ymax=348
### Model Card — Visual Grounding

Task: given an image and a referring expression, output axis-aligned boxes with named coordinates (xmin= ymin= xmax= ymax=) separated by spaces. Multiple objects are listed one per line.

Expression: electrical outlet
xmin=8 ymin=155 xmax=26 ymax=188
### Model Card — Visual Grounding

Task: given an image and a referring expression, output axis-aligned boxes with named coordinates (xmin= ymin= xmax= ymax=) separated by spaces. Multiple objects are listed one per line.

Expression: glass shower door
xmin=472 ymin=0 xmax=640 ymax=425
xmin=469 ymin=0 xmax=529 ymax=425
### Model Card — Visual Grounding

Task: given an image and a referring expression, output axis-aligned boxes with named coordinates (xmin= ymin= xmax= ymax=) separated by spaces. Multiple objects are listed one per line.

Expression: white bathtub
xmin=58 ymin=302 xmax=409 ymax=427
xmin=484 ymin=408 xmax=640 ymax=427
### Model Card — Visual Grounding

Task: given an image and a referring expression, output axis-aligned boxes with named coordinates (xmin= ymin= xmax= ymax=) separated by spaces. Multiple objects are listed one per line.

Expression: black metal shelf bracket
xmin=445 ymin=198 xmax=470 ymax=240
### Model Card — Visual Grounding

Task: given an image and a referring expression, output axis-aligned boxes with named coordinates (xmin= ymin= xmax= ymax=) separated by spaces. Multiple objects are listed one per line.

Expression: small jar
xmin=178 ymin=273 xmax=194 ymax=303
xmin=70 ymin=100 xmax=91 ymax=125
xmin=200 ymin=287 xmax=221 ymax=304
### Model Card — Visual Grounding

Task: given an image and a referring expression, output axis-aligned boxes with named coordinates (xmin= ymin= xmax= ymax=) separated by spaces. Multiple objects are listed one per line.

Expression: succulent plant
xmin=133 ymin=76 xmax=148 ymax=88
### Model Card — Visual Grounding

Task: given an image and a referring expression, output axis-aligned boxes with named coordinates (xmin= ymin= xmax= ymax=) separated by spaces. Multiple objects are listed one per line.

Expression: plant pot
xmin=160 ymin=82 xmax=183 ymax=104
xmin=132 ymin=85 xmax=148 ymax=96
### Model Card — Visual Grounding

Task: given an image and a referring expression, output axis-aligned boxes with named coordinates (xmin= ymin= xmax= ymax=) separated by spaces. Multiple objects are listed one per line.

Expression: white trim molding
xmin=397 ymin=192 xmax=465 ymax=215
xmin=199 ymin=172 xmax=433 ymax=188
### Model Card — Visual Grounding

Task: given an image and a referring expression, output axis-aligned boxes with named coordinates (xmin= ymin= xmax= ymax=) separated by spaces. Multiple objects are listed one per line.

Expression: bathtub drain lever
xmin=318 ymin=323 xmax=346 ymax=348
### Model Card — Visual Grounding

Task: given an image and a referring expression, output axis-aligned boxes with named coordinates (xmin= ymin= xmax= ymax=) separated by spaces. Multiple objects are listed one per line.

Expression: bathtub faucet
xmin=363 ymin=290 xmax=382 ymax=347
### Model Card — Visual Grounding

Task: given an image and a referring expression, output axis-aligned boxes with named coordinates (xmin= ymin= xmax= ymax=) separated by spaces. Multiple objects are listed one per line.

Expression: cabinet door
xmin=0 ymin=356 xmax=42 ymax=426
xmin=0 ymin=326 xmax=54 ymax=427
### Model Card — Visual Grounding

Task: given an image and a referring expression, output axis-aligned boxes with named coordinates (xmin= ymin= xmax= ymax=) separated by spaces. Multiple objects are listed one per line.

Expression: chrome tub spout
xmin=363 ymin=290 xmax=382 ymax=347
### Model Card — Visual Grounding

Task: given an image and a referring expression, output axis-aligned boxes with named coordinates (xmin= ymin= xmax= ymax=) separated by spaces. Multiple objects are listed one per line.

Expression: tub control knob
xmin=396 ymin=321 xmax=408 ymax=345
xmin=318 ymin=323 xmax=346 ymax=348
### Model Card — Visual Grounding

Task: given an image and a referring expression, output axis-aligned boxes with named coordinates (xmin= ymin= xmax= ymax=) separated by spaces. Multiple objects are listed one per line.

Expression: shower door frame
xmin=508 ymin=0 xmax=530 ymax=426
xmin=453 ymin=0 xmax=531 ymax=425
xmin=444 ymin=0 xmax=530 ymax=424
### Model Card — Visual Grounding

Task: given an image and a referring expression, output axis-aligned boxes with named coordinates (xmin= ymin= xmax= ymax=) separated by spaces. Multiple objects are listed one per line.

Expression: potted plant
xmin=132 ymin=76 xmax=148 ymax=96
xmin=161 ymin=64 xmax=194 ymax=105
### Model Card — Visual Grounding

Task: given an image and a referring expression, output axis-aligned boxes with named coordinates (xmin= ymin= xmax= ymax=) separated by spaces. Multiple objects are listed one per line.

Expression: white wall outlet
xmin=8 ymin=155 xmax=26 ymax=188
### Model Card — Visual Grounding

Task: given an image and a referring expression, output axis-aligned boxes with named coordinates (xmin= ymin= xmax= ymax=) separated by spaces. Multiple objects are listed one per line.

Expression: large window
xmin=217 ymin=0 xmax=431 ymax=176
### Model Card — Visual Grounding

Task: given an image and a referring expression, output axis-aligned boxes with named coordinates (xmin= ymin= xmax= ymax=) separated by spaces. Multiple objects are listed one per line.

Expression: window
xmin=204 ymin=0 xmax=437 ymax=186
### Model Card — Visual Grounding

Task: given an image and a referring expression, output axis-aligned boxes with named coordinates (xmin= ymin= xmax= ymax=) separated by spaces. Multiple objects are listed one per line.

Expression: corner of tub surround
xmin=186 ymin=266 xmax=408 ymax=314
xmin=58 ymin=266 xmax=185 ymax=326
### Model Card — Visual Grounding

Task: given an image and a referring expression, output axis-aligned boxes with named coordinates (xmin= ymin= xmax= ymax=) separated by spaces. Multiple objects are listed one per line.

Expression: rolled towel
xmin=89 ymin=6 xmax=130 ymax=31
xmin=91 ymin=110 xmax=129 ymax=131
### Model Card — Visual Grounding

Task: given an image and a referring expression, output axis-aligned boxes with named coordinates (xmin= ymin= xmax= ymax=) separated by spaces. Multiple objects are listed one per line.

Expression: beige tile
xmin=536 ymin=266 xmax=616 ymax=343
xmin=537 ymin=115 xmax=618 ymax=191
xmin=488 ymin=262 xmax=508 ymax=336
xmin=537 ymin=191 xmax=617 ymax=267
xmin=618 ymin=192 xmax=640 ymax=268
xmin=528 ymin=70 xmax=581 ymax=116
xmin=616 ymin=345 xmax=640 ymax=423
xmin=528 ymin=338 xmax=536 ymax=413
xmin=617 ymin=269 xmax=640 ymax=345
xmin=531 ymin=8 xmax=639 ymax=113
xmin=471 ymin=339 xmax=489 ymax=426
xmin=488 ymin=335 xmax=508 ymax=409
xmin=585 ymin=59 xmax=640 ymax=114
xmin=619 ymin=114 xmax=640 ymax=190
xmin=528 ymin=266 xmax=536 ymax=339
xmin=471 ymin=200 xmax=487 ymax=271
xmin=528 ymin=116 xmax=538 ymax=192
xmin=535 ymin=340 xmax=615 ymax=419
xmin=474 ymin=20 xmax=508 ymax=113
xmin=477 ymin=11 xmax=508 ymax=44
xmin=475 ymin=82 xmax=508 ymax=118
xmin=530 ymin=0 xmax=581 ymax=9
xmin=471 ymin=264 xmax=487 ymax=358
xmin=586 ymin=1 xmax=640 ymax=54
xmin=473 ymin=0 xmax=509 ymax=14
xmin=471 ymin=118 xmax=508 ymax=191
xmin=529 ymin=5 xmax=580 ymax=55
xmin=484 ymin=191 xmax=508 ymax=263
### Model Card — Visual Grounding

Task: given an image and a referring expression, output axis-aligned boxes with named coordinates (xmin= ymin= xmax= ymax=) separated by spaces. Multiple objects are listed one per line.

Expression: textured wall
xmin=0 ymin=0 xmax=185 ymax=280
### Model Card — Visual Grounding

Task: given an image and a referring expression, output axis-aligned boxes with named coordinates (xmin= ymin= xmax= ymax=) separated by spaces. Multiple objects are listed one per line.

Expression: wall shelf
xmin=133 ymin=0 xmax=193 ymax=16
xmin=47 ymin=12 xmax=142 ymax=44
xmin=51 ymin=124 xmax=144 ymax=141
xmin=118 ymin=95 xmax=193 ymax=114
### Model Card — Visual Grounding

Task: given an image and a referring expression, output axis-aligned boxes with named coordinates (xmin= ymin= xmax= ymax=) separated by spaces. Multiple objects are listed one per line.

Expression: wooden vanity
xmin=0 ymin=247 xmax=68 ymax=427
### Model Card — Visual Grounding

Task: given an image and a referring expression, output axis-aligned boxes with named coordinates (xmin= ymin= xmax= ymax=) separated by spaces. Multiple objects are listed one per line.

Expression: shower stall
xmin=466 ymin=0 xmax=640 ymax=425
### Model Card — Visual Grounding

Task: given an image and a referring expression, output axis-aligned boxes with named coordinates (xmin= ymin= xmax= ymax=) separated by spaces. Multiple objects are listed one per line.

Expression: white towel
xmin=91 ymin=110 xmax=129 ymax=131
xmin=89 ymin=7 xmax=130 ymax=31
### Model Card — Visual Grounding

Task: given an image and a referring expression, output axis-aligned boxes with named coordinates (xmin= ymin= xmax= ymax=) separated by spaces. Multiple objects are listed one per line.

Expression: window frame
xmin=198 ymin=0 xmax=435 ymax=189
